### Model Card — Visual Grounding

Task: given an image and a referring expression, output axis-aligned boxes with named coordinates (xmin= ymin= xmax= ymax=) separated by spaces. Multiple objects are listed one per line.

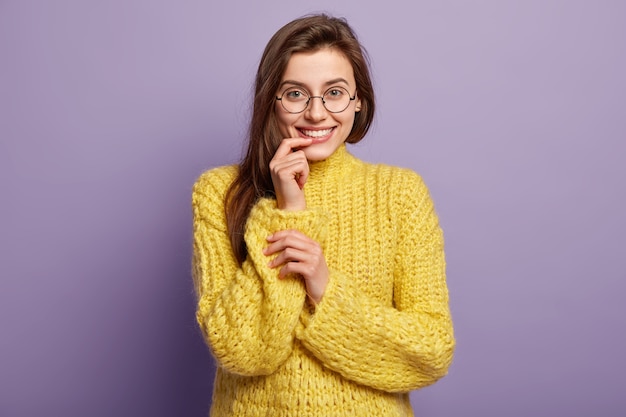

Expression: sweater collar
xmin=308 ymin=144 xmax=354 ymax=179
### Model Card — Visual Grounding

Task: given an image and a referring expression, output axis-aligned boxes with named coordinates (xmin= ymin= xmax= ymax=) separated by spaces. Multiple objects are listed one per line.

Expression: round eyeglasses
xmin=276 ymin=86 xmax=357 ymax=114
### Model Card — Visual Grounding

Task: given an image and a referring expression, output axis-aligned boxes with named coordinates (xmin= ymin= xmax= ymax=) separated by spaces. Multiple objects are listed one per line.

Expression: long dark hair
xmin=225 ymin=14 xmax=376 ymax=264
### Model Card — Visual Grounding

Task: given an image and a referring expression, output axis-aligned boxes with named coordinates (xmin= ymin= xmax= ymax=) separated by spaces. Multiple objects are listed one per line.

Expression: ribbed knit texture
xmin=192 ymin=145 xmax=455 ymax=417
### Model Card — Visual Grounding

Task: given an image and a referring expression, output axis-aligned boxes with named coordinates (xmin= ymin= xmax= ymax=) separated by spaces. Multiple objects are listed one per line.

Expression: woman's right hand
xmin=269 ymin=138 xmax=313 ymax=211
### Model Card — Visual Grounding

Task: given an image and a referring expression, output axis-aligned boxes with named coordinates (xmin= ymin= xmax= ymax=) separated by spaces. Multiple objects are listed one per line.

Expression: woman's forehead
xmin=281 ymin=48 xmax=355 ymax=87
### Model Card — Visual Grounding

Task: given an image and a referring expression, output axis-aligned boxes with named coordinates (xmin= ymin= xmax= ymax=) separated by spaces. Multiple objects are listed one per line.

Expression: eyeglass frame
xmin=275 ymin=86 xmax=358 ymax=114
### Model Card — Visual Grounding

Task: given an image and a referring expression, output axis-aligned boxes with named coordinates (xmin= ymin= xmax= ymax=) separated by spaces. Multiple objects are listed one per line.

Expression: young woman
xmin=192 ymin=14 xmax=455 ymax=417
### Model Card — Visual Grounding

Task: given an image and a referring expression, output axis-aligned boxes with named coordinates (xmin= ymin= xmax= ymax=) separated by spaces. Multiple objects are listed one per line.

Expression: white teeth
xmin=301 ymin=128 xmax=332 ymax=138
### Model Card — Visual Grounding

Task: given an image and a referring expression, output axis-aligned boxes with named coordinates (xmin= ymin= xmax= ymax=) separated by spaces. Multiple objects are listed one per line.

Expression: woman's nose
xmin=305 ymin=96 xmax=328 ymax=121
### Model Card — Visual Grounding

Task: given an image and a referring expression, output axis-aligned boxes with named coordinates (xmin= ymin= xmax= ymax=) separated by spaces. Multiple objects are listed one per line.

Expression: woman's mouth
xmin=298 ymin=127 xmax=334 ymax=141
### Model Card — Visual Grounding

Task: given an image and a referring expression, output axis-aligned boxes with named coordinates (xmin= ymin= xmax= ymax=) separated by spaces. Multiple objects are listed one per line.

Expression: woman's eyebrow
xmin=324 ymin=77 xmax=350 ymax=86
xmin=279 ymin=78 xmax=351 ymax=89
xmin=279 ymin=80 xmax=306 ymax=89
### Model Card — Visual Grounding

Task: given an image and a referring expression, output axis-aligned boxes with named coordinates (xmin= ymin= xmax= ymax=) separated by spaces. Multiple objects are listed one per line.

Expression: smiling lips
xmin=298 ymin=127 xmax=334 ymax=139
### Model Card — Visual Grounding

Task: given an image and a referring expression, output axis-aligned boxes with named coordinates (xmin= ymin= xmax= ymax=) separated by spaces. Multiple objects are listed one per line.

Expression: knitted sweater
xmin=192 ymin=145 xmax=454 ymax=417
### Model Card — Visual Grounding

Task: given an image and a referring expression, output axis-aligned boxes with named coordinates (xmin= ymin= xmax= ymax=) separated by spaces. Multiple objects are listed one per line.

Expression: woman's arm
xmin=295 ymin=171 xmax=455 ymax=392
xmin=192 ymin=167 xmax=326 ymax=376
xmin=265 ymin=137 xmax=330 ymax=305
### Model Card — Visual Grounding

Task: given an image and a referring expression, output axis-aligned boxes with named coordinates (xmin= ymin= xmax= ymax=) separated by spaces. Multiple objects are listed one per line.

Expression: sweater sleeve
xmin=192 ymin=169 xmax=328 ymax=376
xmin=295 ymin=171 xmax=455 ymax=392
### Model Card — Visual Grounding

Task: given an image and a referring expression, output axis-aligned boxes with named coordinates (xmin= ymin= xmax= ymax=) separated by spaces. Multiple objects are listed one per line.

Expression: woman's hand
xmin=269 ymin=138 xmax=313 ymax=211
xmin=264 ymin=229 xmax=329 ymax=305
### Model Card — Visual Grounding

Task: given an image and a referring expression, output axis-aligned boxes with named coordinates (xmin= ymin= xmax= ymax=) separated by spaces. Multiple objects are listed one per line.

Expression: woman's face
xmin=275 ymin=48 xmax=362 ymax=161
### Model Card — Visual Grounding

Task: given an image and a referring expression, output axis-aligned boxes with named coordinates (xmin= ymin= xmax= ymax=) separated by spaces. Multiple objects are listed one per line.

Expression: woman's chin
xmin=302 ymin=142 xmax=338 ymax=162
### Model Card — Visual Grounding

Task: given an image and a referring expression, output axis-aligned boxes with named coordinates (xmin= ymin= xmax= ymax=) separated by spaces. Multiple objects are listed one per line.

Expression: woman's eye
xmin=327 ymin=89 xmax=344 ymax=98
xmin=286 ymin=89 xmax=305 ymax=99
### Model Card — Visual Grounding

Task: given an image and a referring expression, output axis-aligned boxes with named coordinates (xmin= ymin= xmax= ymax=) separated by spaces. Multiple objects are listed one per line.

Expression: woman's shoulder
xmin=191 ymin=165 xmax=238 ymax=227
xmin=357 ymin=159 xmax=427 ymax=192
xmin=192 ymin=165 xmax=238 ymax=198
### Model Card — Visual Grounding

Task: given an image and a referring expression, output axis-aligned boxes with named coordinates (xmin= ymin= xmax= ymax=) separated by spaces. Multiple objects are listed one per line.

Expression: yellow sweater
xmin=192 ymin=145 xmax=454 ymax=417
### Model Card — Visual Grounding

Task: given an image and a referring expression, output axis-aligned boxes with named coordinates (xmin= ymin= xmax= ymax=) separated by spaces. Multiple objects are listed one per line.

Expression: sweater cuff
xmin=245 ymin=198 xmax=328 ymax=246
xmin=297 ymin=268 xmax=359 ymax=335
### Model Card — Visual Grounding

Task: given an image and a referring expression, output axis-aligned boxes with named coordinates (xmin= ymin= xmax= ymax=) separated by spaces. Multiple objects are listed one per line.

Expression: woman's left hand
xmin=263 ymin=229 xmax=329 ymax=305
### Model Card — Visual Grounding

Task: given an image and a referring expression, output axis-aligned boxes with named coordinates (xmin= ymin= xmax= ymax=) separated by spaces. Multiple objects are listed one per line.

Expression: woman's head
xmin=249 ymin=14 xmax=375 ymax=159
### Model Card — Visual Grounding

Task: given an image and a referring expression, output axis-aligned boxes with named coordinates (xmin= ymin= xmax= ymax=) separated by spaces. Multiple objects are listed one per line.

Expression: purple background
xmin=1 ymin=1 xmax=625 ymax=416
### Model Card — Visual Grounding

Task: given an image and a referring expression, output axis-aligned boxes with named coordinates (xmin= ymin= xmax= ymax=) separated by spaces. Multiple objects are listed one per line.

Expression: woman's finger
xmin=264 ymin=230 xmax=310 ymax=254
xmin=265 ymin=234 xmax=324 ymax=272
xmin=263 ymin=229 xmax=329 ymax=304
xmin=263 ymin=234 xmax=318 ymax=265
xmin=270 ymin=139 xmax=312 ymax=210
xmin=270 ymin=155 xmax=309 ymax=189
xmin=269 ymin=246 xmax=308 ymax=269
xmin=273 ymin=137 xmax=313 ymax=159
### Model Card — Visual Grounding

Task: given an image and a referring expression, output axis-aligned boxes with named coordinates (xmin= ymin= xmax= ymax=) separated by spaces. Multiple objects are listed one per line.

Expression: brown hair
xmin=225 ymin=14 xmax=376 ymax=264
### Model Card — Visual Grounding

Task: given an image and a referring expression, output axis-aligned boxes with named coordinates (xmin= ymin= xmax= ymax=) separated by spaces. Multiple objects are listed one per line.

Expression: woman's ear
xmin=355 ymin=96 xmax=362 ymax=112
